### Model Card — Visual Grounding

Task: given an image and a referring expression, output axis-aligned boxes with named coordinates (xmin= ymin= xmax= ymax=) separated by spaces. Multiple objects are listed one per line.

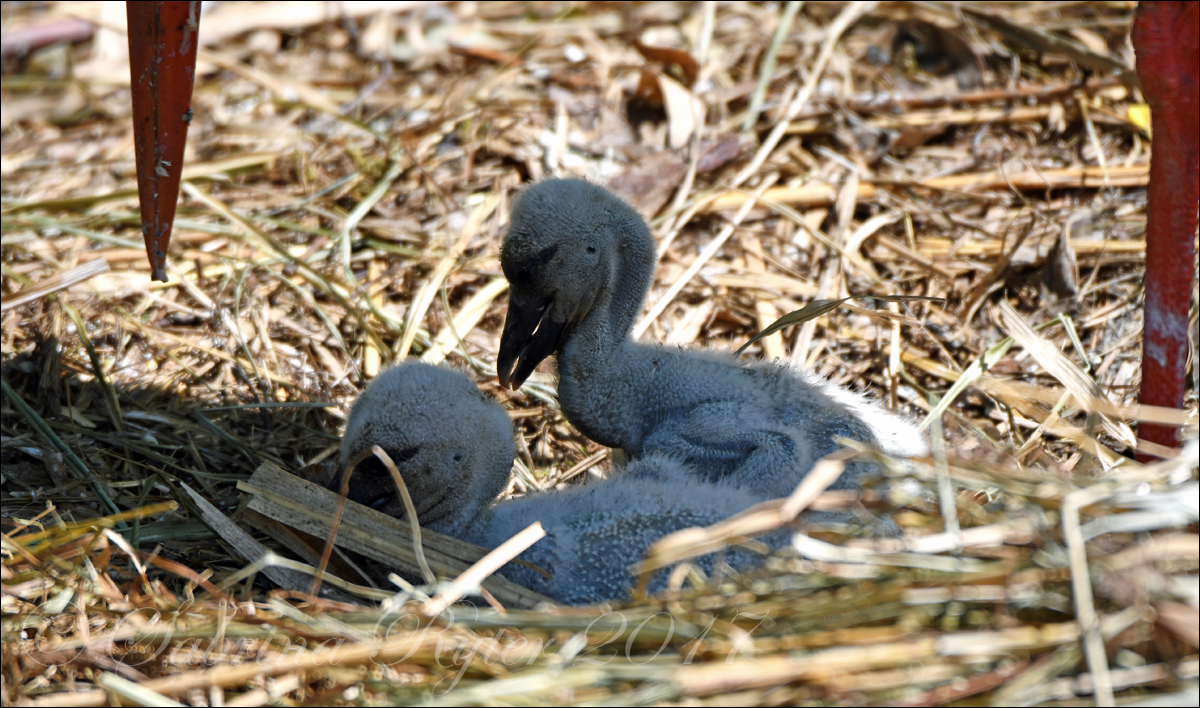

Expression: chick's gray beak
xmin=498 ymin=297 xmax=566 ymax=390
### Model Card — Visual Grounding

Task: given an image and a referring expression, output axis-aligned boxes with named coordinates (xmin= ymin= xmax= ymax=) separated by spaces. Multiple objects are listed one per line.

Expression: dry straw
xmin=3 ymin=2 xmax=1195 ymax=706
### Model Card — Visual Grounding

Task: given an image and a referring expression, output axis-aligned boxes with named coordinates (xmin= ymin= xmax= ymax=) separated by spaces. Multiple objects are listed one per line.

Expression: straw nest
xmin=2 ymin=2 xmax=1196 ymax=705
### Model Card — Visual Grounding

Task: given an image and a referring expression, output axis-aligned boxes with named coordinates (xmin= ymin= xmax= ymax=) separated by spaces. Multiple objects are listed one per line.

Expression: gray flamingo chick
xmin=497 ymin=178 xmax=926 ymax=499
xmin=339 ymin=361 xmax=770 ymax=605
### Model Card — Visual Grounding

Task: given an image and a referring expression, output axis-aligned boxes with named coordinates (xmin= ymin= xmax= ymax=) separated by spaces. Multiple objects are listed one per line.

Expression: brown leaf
xmin=634 ymin=69 xmax=664 ymax=107
xmin=1156 ymin=602 xmax=1200 ymax=648
xmin=607 ymin=151 xmax=688 ymax=219
xmin=631 ymin=39 xmax=698 ymax=87
xmin=990 ymin=358 xmax=1025 ymax=376
xmin=1043 ymin=228 xmax=1079 ymax=298
xmin=696 ymin=135 xmax=744 ymax=173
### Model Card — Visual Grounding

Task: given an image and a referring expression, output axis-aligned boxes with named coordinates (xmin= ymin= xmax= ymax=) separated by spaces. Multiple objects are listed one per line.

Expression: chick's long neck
xmin=555 ymin=229 xmax=657 ymax=450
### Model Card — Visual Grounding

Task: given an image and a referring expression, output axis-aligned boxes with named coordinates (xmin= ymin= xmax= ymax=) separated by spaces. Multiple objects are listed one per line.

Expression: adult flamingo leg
xmin=127 ymin=2 xmax=201 ymax=282
xmin=1132 ymin=1 xmax=1199 ymax=456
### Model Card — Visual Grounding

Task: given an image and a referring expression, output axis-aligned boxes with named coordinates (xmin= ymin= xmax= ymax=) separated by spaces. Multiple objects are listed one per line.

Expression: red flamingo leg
xmin=1132 ymin=1 xmax=1199 ymax=455
xmin=127 ymin=2 xmax=201 ymax=282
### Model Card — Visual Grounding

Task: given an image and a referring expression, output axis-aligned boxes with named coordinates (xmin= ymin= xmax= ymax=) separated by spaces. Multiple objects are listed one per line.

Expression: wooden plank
xmin=240 ymin=462 xmax=554 ymax=608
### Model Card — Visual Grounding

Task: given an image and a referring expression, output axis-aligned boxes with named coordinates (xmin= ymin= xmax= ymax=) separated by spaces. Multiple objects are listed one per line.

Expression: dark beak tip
xmin=497 ymin=297 xmax=563 ymax=392
xmin=496 ymin=343 xmax=518 ymax=390
xmin=497 ymin=357 xmax=525 ymax=390
xmin=510 ymin=370 xmax=530 ymax=391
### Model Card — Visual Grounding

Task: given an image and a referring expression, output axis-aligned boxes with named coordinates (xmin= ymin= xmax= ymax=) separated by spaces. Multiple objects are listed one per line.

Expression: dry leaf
xmin=608 ymin=151 xmax=688 ymax=219
xmin=696 ymin=135 xmax=745 ymax=173
xmin=658 ymin=74 xmax=703 ymax=149
xmin=1044 ymin=228 xmax=1079 ymax=298
xmin=631 ymin=38 xmax=699 ymax=87
xmin=1156 ymin=602 xmax=1200 ymax=648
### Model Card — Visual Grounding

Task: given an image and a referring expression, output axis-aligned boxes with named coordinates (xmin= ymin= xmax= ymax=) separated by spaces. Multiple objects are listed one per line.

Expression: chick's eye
xmin=586 ymin=246 xmax=596 ymax=254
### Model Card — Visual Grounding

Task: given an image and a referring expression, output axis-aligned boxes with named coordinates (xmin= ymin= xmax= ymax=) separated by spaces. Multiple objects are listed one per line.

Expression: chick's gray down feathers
xmin=339 ymin=361 xmax=773 ymax=605
xmin=498 ymin=178 xmax=927 ymax=499
xmin=339 ymin=362 xmax=514 ymax=537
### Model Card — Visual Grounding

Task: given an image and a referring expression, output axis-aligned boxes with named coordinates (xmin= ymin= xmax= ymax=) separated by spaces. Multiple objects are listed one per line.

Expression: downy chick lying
xmin=339 ymin=361 xmax=773 ymax=605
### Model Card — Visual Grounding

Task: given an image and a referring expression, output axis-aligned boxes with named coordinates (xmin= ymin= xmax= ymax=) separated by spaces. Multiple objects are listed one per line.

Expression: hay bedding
xmin=1 ymin=1 xmax=1196 ymax=705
